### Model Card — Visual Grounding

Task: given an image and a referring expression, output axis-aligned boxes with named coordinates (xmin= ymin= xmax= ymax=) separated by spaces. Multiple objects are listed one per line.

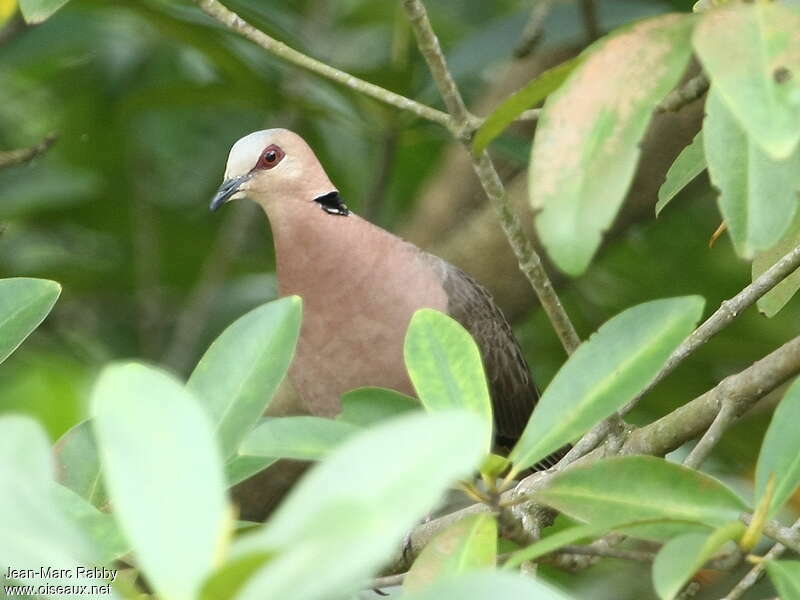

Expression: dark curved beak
xmin=210 ymin=174 xmax=252 ymax=212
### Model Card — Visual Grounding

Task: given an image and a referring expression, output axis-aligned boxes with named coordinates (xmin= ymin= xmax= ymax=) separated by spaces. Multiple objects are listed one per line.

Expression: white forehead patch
xmin=224 ymin=129 xmax=289 ymax=179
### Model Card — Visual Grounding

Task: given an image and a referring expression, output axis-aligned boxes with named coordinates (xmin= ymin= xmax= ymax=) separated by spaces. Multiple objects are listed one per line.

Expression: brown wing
xmin=436 ymin=259 xmax=539 ymax=447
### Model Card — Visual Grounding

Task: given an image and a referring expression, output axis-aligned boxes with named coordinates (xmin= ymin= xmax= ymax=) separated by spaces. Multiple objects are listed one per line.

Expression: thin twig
xmin=193 ymin=0 xmax=454 ymax=131
xmin=578 ymin=0 xmax=601 ymax=43
xmin=402 ymin=0 xmax=581 ymax=354
xmin=556 ymin=544 xmax=655 ymax=563
xmin=514 ymin=0 xmax=556 ymax=58
xmin=723 ymin=518 xmax=800 ymax=600
xmin=0 ymin=133 xmax=58 ymax=169
xmin=682 ymin=395 xmax=737 ymax=469
xmin=656 ymin=73 xmax=709 ymax=114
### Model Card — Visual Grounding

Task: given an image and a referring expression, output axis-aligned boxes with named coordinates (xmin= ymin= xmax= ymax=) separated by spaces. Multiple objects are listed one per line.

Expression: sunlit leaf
xmin=405 ymin=571 xmax=575 ymax=600
xmin=535 ymin=456 xmax=748 ymax=529
xmin=405 ymin=309 xmax=493 ymax=452
xmin=530 ymin=14 xmax=695 ymax=275
xmin=18 ymin=0 xmax=69 ymax=23
xmin=92 ymin=363 xmax=230 ymax=600
xmin=201 ymin=553 xmax=273 ymax=600
xmin=51 ymin=483 xmax=128 ymax=564
xmin=53 ymin=419 xmax=107 ymax=509
xmin=656 ymin=131 xmax=706 ymax=216
xmin=766 ymin=560 xmax=800 ymax=600
xmin=232 ymin=411 xmax=486 ymax=600
xmin=755 ymin=377 xmax=800 ymax=516
xmin=704 ymin=90 xmax=800 ymax=258
xmin=404 ymin=514 xmax=497 ymax=592
xmin=0 ymin=416 xmax=103 ymax=595
xmin=508 ymin=297 xmax=704 ymax=475
xmin=224 ymin=455 xmax=277 ymax=488
xmin=0 ymin=277 xmax=60 ymax=365
xmin=752 ymin=211 xmax=800 ymax=318
xmin=238 ymin=416 xmax=359 ymax=461
xmin=337 ymin=386 xmax=419 ymax=427
xmin=472 ymin=57 xmax=580 ymax=154
xmin=694 ymin=2 xmax=800 ymax=159
xmin=652 ymin=522 xmax=744 ymax=600
xmin=0 ymin=0 xmax=17 ymax=25
xmin=188 ymin=296 xmax=302 ymax=459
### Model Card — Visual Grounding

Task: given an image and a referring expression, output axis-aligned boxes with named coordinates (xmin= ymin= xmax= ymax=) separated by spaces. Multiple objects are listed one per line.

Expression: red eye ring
xmin=255 ymin=144 xmax=285 ymax=170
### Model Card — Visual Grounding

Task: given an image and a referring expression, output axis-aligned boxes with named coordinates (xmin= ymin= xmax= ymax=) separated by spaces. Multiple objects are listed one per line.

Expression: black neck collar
xmin=313 ymin=191 xmax=349 ymax=216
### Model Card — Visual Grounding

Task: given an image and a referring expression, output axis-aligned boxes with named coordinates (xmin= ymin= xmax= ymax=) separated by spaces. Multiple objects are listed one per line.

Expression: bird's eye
xmin=255 ymin=144 xmax=285 ymax=170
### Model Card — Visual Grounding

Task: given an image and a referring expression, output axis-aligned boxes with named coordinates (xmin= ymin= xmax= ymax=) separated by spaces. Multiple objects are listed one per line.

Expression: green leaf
xmin=92 ymin=362 xmax=230 ymax=600
xmin=766 ymin=560 xmax=800 ymax=600
xmin=404 ymin=309 xmax=493 ymax=452
xmin=0 ymin=277 xmax=60 ymax=365
xmin=0 ymin=416 xmax=100 ymax=591
xmin=704 ymin=90 xmax=800 ymax=258
xmin=201 ymin=553 xmax=273 ymax=600
xmin=337 ymin=386 xmax=420 ymax=427
xmin=51 ymin=483 xmax=128 ymax=564
xmin=530 ymin=14 xmax=695 ymax=275
xmin=535 ymin=456 xmax=748 ymax=529
xmin=694 ymin=2 xmax=800 ymax=159
xmin=752 ymin=210 xmax=800 ymax=317
xmin=405 ymin=571 xmax=575 ymax=600
xmin=755 ymin=377 xmax=800 ymax=516
xmin=232 ymin=411 xmax=486 ymax=600
xmin=238 ymin=416 xmax=359 ymax=461
xmin=472 ymin=57 xmax=580 ymax=155
xmin=508 ymin=297 xmax=704 ymax=475
xmin=53 ymin=419 xmax=108 ymax=510
xmin=224 ymin=455 xmax=277 ymax=488
xmin=656 ymin=131 xmax=706 ymax=216
xmin=188 ymin=296 xmax=302 ymax=459
xmin=652 ymin=522 xmax=744 ymax=600
xmin=18 ymin=0 xmax=69 ymax=24
xmin=404 ymin=514 xmax=497 ymax=592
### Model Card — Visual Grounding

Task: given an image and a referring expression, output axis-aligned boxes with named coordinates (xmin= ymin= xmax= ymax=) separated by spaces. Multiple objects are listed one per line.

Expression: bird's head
xmin=210 ymin=129 xmax=347 ymax=215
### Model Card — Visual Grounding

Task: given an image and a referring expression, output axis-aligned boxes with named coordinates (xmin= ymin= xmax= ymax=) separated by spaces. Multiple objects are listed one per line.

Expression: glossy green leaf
xmin=508 ymin=297 xmax=704 ymax=475
xmin=232 ymin=411 xmax=486 ymax=600
xmin=652 ymin=522 xmax=744 ymax=600
xmin=530 ymin=14 xmax=695 ymax=275
xmin=405 ymin=571 xmax=575 ymax=600
xmin=224 ymin=455 xmax=277 ymax=488
xmin=238 ymin=416 xmax=359 ymax=461
xmin=694 ymin=2 xmax=800 ymax=159
xmin=752 ymin=211 xmax=800 ymax=318
xmin=656 ymin=131 xmax=706 ymax=216
xmin=405 ymin=309 xmax=493 ymax=451
xmin=0 ymin=277 xmax=60 ymax=365
xmin=535 ymin=456 xmax=748 ymax=529
xmin=92 ymin=362 xmax=230 ymax=600
xmin=188 ymin=296 xmax=302 ymax=459
xmin=53 ymin=419 xmax=108 ymax=509
xmin=0 ymin=416 xmax=102 ymax=593
xmin=338 ymin=386 xmax=419 ymax=427
xmin=472 ymin=57 xmax=580 ymax=154
xmin=755 ymin=377 xmax=800 ymax=516
xmin=704 ymin=90 xmax=800 ymax=258
xmin=766 ymin=560 xmax=800 ymax=600
xmin=18 ymin=0 xmax=69 ymax=23
xmin=51 ymin=483 xmax=128 ymax=564
xmin=404 ymin=514 xmax=497 ymax=592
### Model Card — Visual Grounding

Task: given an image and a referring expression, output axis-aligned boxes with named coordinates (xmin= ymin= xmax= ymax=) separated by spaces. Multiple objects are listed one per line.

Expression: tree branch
xmin=192 ymin=0 xmax=455 ymax=131
xmin=401 ymin=0 xmax=581 ymax=354
xmin=514 ymin=0 xmax=556 ymax=58
xmin=0 ymin=133 xmax=58 ymax=169
xmin=682 ymin=397 xmax=737 ymax=469
xmin=723 ymin=518 xmax=800 ymax=600
xmin=656 ymin=73 xmax=709 ymax=114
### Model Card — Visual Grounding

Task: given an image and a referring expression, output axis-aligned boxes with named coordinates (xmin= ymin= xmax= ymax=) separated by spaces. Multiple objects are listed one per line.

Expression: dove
xmin=211 ymin=129 xmax=556 ymax=517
